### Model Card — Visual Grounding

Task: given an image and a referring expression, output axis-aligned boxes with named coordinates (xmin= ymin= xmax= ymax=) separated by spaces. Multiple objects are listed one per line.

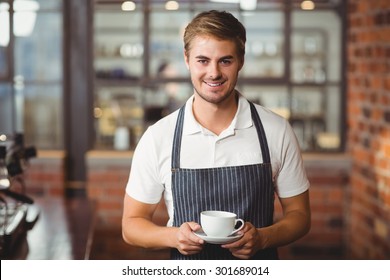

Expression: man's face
xmin=184 ymin=35 xmax=244 ymax=105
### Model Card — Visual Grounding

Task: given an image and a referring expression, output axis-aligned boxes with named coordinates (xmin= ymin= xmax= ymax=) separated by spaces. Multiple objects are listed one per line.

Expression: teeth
xmin=206 ymin=82 xmax=223 ymax=87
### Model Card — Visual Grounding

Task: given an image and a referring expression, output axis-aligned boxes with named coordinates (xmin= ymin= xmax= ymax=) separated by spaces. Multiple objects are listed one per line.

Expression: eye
xmin=220 ymin=59 xmax=232 ymax=65
xmin=197 ymin=59 xmax=208 ymax=64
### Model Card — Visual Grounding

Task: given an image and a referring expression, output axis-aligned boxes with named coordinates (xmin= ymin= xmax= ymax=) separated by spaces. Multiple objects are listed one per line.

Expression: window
xmin=0 ymin=0 xmax=63 ymax=149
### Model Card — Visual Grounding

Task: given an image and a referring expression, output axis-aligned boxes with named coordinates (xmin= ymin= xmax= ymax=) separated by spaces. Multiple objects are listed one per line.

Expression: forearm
xmin=259 ymin=209 xmax=311 ymax=249
xmin=221 ymin=206 xmax=310 ymax=259
xmin=259 ymin=191 xmax=311 ymax=249
xmin=122 ymin=196 xmax=203 ymax=256
xmin=122 ymin=217 xmax=178 ymax=250
xmin=122 ymin=194 xmax=178 ymax=250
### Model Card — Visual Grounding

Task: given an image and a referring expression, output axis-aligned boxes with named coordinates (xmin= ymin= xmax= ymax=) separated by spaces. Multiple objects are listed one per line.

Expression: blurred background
xmin=0 ymin=0 xmax=389 ymax=260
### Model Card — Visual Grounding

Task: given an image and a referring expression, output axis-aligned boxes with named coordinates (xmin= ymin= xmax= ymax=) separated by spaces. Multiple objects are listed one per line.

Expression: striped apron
xmin=170 ymin=101 xmax=278 ymax=260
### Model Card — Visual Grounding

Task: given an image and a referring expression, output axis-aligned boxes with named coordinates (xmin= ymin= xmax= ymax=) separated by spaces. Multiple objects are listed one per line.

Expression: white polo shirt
xmin=126 ymin=94 xmax=310 ymax=226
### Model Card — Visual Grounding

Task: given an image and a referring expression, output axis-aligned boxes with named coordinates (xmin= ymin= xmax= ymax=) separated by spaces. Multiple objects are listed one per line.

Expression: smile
xmin=205 ymin=81 xmax=225 ymax=87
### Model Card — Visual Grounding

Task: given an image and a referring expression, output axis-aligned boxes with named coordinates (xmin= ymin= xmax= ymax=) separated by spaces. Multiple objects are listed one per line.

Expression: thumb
xmin=186 ymin=221 xmax=201 ymax=232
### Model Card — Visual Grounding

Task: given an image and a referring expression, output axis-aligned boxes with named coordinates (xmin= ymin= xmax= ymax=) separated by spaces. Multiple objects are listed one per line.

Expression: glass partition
xmin=0 ymin=0 xmax=63 ymax=149
xmin=290 ymin=9 xmax=342 ymax=151
xmin=94 ymin=8 xmax=144 ymax=80
xmin=150 ymin=11 xmax=191 ymax=78
xmin=242 ymin=11 xmax=285 ymax=78
xmin=0 ymin=1 xmax=10 ymax=80
xmin=291 ymin=10 xmax=341 ymax=83
xmin=14 ymin=12 xmax=62 ymax=81
xmin=0 ymin=84 xmax=13 ymax=134
xmin=94 ymin=85 xmax=144 ymax=150
xmin=18 ymin=85 xmax=63 ymax=148
xmin=240 ymin=85 xmax=290 ymax=119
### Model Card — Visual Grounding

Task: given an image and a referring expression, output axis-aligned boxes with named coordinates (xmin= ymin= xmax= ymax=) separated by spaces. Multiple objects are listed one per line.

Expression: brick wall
xmin=346 ymin=0 xmax=390 ymax=259
xmin=277 ymin=155 xmax=350 ymax=260
xmin=23 ymin=150 xmax=65 ymax=197
xmin=86 ymin=151 xmax=131 ymax=227
xmin=86 ymin=151 xmax=171 ymax=225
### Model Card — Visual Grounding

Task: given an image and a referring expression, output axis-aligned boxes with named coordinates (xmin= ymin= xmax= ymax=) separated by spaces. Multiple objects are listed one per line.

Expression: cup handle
xmin=230 ymin=218 xmax=245 ymax=235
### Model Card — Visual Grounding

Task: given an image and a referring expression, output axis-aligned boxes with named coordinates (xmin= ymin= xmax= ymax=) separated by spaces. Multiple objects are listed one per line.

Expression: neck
xmin=192 ymin=91 xmax=239 ymax=135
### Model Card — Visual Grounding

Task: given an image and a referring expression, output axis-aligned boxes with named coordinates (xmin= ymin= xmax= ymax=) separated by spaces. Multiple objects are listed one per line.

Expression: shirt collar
xmin=182 ymin=93 xmax=253 ymax=136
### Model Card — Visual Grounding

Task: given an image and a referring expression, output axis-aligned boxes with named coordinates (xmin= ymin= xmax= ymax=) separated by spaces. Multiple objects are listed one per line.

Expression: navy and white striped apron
xmin=170 ymin=101 xmax=278 ymax=260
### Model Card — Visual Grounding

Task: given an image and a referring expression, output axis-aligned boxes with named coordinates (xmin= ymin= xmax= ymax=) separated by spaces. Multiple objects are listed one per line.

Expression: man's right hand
xmin=175 ymin=222 xmax=204 ymax=255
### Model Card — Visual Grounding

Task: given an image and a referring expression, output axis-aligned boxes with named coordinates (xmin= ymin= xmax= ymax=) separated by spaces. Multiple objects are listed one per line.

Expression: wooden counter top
xmin=3 ymin=196 xmax=96 ymax=260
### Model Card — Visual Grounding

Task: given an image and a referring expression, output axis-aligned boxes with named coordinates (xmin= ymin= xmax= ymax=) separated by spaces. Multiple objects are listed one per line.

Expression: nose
xmin=208 ymin=61 xmax=222 ymax=80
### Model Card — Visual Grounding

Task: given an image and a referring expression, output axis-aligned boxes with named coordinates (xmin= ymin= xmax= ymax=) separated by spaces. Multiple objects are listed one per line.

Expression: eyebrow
xmin=195 ymin=55 xmax=234 ymax=60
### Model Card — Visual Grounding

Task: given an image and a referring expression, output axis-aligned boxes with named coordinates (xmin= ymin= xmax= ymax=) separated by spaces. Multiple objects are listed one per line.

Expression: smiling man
xmin=122 ymin=10 xmax=311 ymax=260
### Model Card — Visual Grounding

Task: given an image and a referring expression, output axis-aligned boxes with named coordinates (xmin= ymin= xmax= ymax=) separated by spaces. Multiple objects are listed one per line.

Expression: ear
xmin=184 ymin=50 xmax=190 ymax=70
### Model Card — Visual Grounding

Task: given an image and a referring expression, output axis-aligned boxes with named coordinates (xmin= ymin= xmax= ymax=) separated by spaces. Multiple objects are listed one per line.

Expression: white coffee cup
xmin=200 ymin=210 xmax=245 ymax=237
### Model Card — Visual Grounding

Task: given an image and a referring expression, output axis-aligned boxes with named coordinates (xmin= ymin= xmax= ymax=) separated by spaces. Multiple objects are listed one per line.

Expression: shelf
xmin=292 ymin=52 xmax=326 ymax=59
xmin=95 ymin=55 xmax=142 ymax=60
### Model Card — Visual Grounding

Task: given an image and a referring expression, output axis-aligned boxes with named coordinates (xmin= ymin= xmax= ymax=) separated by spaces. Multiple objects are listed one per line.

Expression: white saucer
xmin=193 ymin=230 xmax=243 ymax=245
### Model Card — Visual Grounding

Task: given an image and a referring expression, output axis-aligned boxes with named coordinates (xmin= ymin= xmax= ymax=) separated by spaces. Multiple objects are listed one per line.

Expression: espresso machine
xmin=0 ymin=133 xmax=39 ymax=258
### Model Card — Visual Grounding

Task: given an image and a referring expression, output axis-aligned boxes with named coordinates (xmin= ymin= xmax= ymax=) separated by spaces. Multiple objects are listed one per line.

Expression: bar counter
xmin=4 ymin=196 xmax=96 ymax=260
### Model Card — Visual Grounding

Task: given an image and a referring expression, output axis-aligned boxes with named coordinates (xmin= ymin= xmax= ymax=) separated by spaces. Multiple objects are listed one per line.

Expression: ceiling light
xmin=121 ymin=1 xmax=136 ymax=11
xmin=165 ymin=1 xmax=179 ymax=10
xmin=209 ymin=0 xmax=257 ymax=11
xmin=0 ymin=0 xmax=40 ymax=45
xmin=301 ymin=0 xmax=315 ymax=10
xmin=240 ymin=0 xmax=257 ymax=10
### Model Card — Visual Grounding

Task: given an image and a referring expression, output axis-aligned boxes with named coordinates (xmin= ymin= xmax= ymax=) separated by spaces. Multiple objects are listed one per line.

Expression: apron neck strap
xmin=171 ymin=105 xmax=185 ymax=170
xmin=248 ymin=101 xmax=271 ymax=164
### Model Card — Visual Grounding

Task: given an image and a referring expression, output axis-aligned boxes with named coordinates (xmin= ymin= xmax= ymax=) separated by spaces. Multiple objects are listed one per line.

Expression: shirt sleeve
xmin=274 ymin=120 xmax=310 ymax=198
xmin=126 ymin=127 xmax=165 ymax=204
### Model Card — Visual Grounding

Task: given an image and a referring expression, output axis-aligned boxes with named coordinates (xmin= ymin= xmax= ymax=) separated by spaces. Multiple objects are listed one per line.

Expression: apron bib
xmin=170 ymin=101 xmax=278 ymax=260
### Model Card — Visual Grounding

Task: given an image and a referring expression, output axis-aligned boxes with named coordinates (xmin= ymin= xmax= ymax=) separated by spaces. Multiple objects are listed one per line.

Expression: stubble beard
xmin=192 ymin=79 xmax=237 ymax=105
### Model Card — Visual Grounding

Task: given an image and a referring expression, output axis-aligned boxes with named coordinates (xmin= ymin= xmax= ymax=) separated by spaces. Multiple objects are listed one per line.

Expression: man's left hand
xmin=221 ymin=222 xmax=263 ymax=259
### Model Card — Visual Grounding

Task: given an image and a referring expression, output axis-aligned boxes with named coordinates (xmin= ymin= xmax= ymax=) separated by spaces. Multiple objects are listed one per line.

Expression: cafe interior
xmin=0 ymin=0 xmax=389 ymax=260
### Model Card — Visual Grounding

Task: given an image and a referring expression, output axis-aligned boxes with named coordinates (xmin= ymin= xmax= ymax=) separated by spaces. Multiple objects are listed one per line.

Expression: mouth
xmin=204 ymin=81 xmax=225 ymax=87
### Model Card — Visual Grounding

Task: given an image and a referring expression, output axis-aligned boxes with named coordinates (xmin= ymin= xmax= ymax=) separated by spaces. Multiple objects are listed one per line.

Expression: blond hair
xmin=184 ymin=10 xmax=246 ymax=60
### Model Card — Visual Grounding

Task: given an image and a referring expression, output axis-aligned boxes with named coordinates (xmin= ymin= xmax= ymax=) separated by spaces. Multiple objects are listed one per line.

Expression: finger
xmin=191 ymin=232 xmax=205 ymax=244
xmin=179 ymin=223 xmax=204 ymax=244
xmin=231 ymin=252 xmax=251 ymax=260
xmin=180 ymin=244 xmax=203 ymax=252
xmin=179 ymin=248 xmax=203 ymax=256
xmin=187 ymin=222 xmax=202 ymax=232
xmin=184 ymin=222 xmax=204 ymax=244
xmin=178 ymin=243 xmax=204 ymax=255
xmin=221 ymin=235 xmax=245 ymax=249
xmin=228 ymin=244 xmax=254 ymax=259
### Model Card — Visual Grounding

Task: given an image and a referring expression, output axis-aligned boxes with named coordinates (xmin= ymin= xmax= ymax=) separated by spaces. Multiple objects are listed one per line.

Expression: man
xmin=122 ymin=10 xmax=310 ymax=260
